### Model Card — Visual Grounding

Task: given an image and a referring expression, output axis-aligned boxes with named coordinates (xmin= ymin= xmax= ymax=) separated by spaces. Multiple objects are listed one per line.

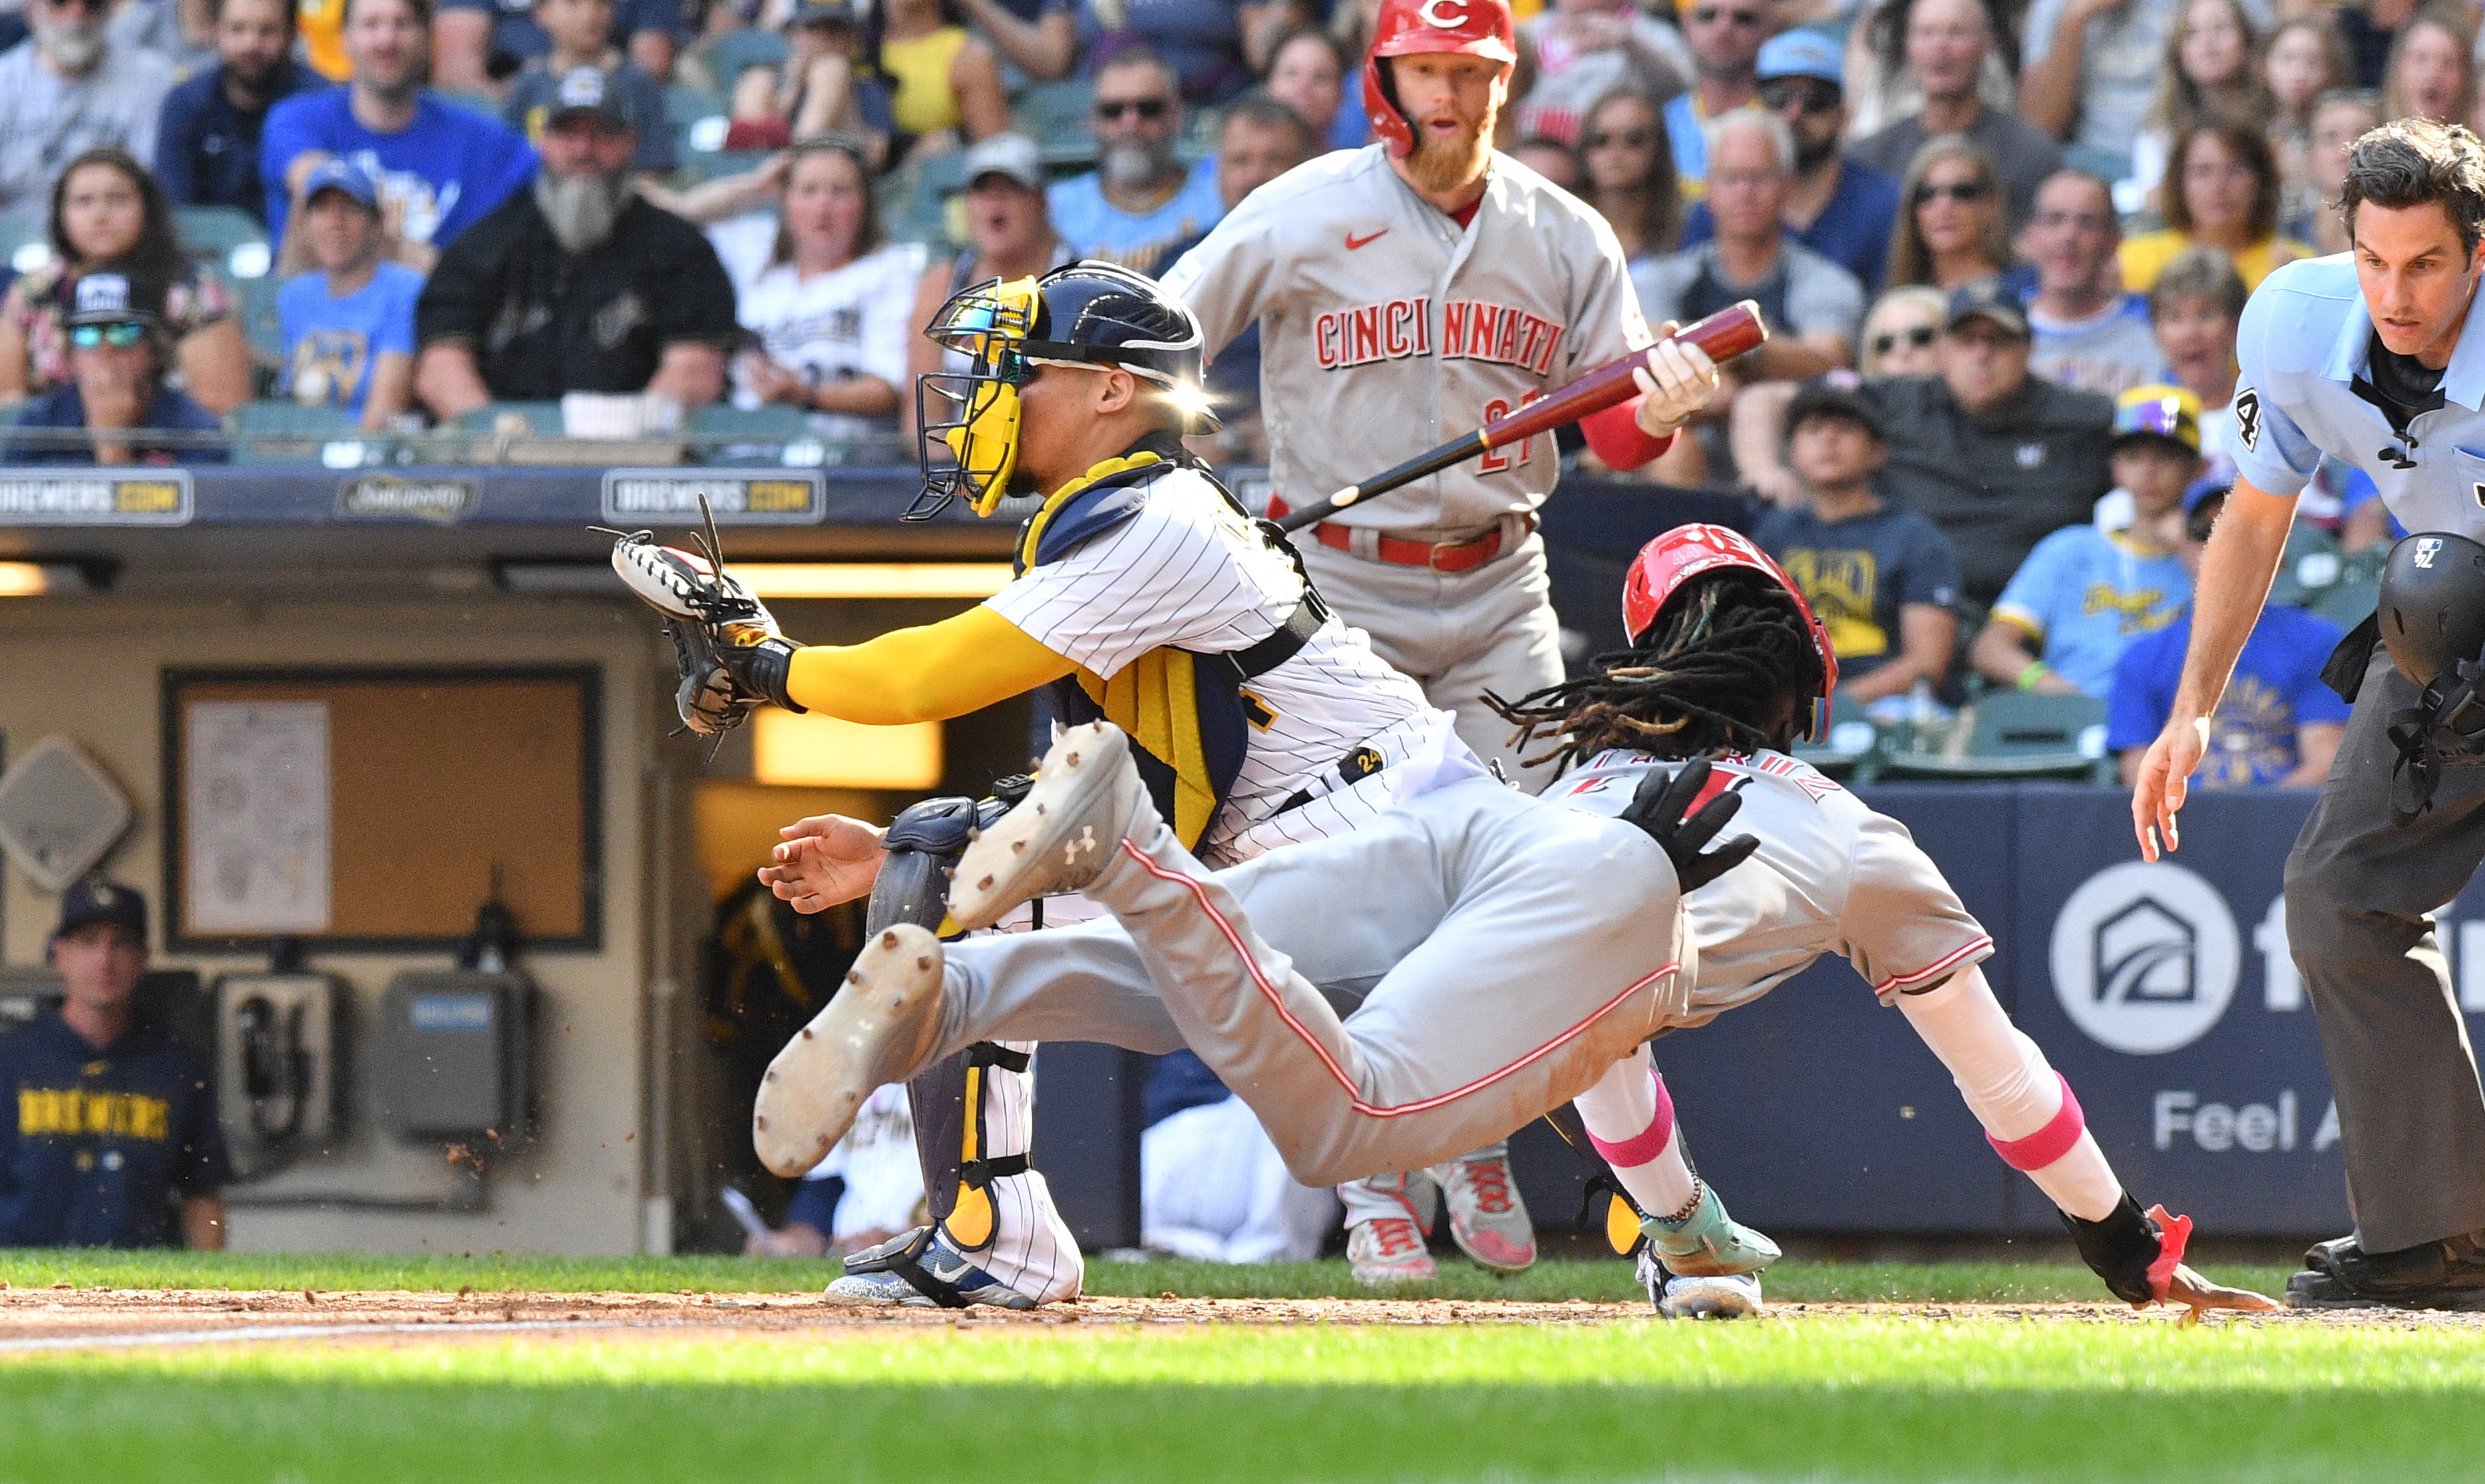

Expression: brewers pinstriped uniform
xmin=1159 ymin=145 xmax=1657 ymax=789
xmin=920 ymin=458 xmax=1483 ymax=1304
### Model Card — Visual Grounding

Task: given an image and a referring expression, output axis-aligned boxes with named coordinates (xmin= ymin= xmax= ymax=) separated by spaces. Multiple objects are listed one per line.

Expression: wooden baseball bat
xmin=1273 ymin=300 xmax=1766 ymax=534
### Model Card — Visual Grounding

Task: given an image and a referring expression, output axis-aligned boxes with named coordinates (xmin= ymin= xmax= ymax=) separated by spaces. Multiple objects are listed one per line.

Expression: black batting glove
xmin=1621 ymin=755 xmax=1761 ymax=894
xmin=2062 ymin=1191 xmax=2165 ymax=1305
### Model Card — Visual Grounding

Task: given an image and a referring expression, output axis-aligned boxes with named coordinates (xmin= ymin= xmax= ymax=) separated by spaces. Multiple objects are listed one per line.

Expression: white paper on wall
xmin=186 ymin=700 xmax=331 ymax=934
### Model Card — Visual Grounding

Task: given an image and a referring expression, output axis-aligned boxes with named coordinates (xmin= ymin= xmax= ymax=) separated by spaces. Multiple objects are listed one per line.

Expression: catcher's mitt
xmin=608 ymin=509 xmax=805 ymax=735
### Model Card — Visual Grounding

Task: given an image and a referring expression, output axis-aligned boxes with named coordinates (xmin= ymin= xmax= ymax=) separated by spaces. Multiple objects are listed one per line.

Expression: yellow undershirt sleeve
xmin=783 ymin=605 xmax=1078 ymax=725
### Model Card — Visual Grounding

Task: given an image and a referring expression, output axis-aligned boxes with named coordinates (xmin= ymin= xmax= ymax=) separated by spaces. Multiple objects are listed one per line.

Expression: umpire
xmin=0 ymin=879 xmax=230 ymax=1249
xmin=2134 ymin=117 xmax=2485 ymax=1310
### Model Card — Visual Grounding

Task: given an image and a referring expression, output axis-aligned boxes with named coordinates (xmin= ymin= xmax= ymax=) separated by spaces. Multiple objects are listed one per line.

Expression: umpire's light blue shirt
xmin=2233 ymin=252 xmax=2485 ymax=537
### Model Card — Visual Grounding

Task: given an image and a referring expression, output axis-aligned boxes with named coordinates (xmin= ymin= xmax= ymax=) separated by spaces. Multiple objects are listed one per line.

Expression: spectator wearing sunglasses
xmin=1680 ymin=30 xmax=1901 ymax=291
xmin=0 ymin=0 xmax=175 ymax=213
xmin=1857 ymin=285 xmax=1946 ymax=375
xmin=2019 ymin=169 xmax=2166 ymax=397
xmin=1658 ymin=0 xmax=1770 ymax=198
xmin=1513 ymin=0 xmax=1691 ymax=146
xmin=1971 ymin=382 xmax=2198 ymax=698
xmin=1847 ymin=0 xmax=2060 ymax=231
xmin=1047 ymin=50 xmax=1224 ymax=276
xmin=2117 ymin=121 xmax=2307 ymax=293
xmin=2106 ymin=473 xmax=2347 ymax=789
xmin=1886 ymin=134 xmax=2008 ymax=292
xmin=1571 ymin=86 xmax=1678 ymax=268
xmin=5 ymin=272 xmax=227 ymax=465
xmin=1724 ymin=283 xmax=1945 ymax=504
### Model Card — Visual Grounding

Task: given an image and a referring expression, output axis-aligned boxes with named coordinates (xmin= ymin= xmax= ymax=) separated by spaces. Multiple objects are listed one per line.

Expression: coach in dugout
xmin=0 ymin=880 xmax=229 ymax=1249
xmin=2135 ymin=118 xmax=2485 ymax=1312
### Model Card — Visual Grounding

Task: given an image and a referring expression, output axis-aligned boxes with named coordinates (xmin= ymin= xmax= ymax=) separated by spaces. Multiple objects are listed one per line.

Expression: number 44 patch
xmin=2232 ymin=387 xmax=2261 ymax=451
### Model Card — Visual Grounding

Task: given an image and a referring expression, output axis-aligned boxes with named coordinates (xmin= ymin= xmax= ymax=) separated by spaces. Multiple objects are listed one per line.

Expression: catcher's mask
xmin=908 ymin=262 xmax=1221 ymax=520
xmin=2378 ymin=531 xmax=2485 ymax=819
xmin=1622 ymin=523 xmax=1837 ymax=743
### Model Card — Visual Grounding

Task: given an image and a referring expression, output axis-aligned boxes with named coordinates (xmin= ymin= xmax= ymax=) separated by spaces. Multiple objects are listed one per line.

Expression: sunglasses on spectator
xmin=1587 ymin=127 xmax=1656 ymax=148
xmin=69 ymin=323 xmax=146 ymax=347
xmin=1690 ymin=6 xmax=1765 ymax=26
xmin=1094 ymin=98 xmax=1171 ymax=121
xmin=1758 ymin=80 xmax=1839 ymax=114
xmin=1913 ymin=179 xmax=1989 ymax=206
xmin=1870 ymin=325 xmax=1937 ymax=355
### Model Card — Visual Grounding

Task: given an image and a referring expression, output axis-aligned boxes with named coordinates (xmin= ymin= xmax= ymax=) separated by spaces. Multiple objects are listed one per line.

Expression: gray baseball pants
xmin=922 ymin=777 xmax=1689 ymax=1186
xmin=2283 ymin=646 xmax=2485 ymax=1254
xmin=1298 ymin=530 xmax=1565 ymax=797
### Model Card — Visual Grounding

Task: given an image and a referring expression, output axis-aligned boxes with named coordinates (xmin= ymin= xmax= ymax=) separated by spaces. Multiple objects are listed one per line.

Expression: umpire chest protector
xmin=1013 ymin=437 xmax=1328 ymax=851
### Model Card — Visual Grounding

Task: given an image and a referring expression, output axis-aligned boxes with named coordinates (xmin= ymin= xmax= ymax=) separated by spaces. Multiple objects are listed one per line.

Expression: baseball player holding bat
xmin=751 ymin=525 xmax=2278 ymax=1322
xmin=1159 ymin=0 xmax=1723 ymax=1262
xmin=615 ymin=260 xmax=1734 ymax=1306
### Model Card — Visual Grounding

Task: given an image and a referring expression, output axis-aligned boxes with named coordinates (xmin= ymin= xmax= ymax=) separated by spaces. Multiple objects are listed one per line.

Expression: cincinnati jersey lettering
xmin=1315 ymin=297 xmax=1432 ymax=369
xmin=1441 ymin=299 xmax=1565 ymax=375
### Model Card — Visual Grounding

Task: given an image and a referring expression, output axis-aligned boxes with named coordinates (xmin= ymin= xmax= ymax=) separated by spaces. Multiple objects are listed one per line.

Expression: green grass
xmin=4 ymin=1317 xmax=2484 ymax=1483
xmin=0 ymin=1248 xmax=2296 ymax=1304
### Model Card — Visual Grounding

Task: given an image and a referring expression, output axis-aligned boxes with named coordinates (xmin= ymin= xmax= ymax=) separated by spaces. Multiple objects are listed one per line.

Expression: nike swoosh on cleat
xmin=1346 ymin=230 xmax=1388 ymax=250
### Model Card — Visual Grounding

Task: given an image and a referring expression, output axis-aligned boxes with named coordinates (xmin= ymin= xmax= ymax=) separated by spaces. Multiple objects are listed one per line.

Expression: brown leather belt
xmin=1267 ymin=496 xmax=1529 ymax=574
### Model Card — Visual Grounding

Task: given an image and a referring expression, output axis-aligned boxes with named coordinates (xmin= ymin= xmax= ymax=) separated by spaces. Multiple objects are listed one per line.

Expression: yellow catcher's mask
xmin=908 ymin=276 xmax=1040 ymax=519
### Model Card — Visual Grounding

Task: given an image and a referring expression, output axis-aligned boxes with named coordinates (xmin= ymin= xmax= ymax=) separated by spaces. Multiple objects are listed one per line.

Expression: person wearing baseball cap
xmin=413 ymin=61 xmax=741 ymax=417
xmin=906 ymin=131 xmax=1072 ymax=389
xmin=1754 ymin=372 xmax=1964 ymax=713
xmin=2 ymin=272 xmax=229 ymax=466
xmin=0 ymin=879 xmax=232 ymax=1248
xmin=1859 ymin=279 xmax=2116 ymax=607
xmin=503 ymin=0 xmax=679 ymax=179
xmin=1680 ymin=29 xmax=1903 ymax=290
xmin=280 ymin=157 xmax=423 ymax=427
xmin=1971 ymin=381 xmax=2198 ymax=699
xmin=2102 ymin=469 xmax=2350 ymax=789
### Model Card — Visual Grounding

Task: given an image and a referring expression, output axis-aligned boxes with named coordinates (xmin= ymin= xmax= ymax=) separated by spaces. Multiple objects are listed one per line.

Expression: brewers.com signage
xmin=0 ymin=471 xmax=191 ymax=525
xmin=601 ymin=470 xmax=825 ymax=524
xmin=336 ymin=474 xmax=478 ymax=524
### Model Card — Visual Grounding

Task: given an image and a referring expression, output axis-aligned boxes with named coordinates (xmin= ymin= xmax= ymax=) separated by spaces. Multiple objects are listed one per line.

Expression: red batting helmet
xmin=1362 ymin=0 xmax=1519 ymax=158
xmin=1622 ymin=524 xmax=1838 ymax=738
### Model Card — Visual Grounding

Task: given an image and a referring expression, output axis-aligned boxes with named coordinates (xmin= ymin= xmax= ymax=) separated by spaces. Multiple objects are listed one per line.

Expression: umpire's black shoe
xmin=2284 ymin=1230 xmax=2485 ymax=1310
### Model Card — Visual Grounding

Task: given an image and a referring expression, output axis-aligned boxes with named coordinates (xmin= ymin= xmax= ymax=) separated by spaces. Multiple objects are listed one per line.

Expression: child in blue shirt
xmin=2108 ymin=476 xmax=2351 ymax=787
xmin=1973 ymin=383 xmax=2199 ymax=697
xmin=277 ymin=159 xmax=421 ymax=427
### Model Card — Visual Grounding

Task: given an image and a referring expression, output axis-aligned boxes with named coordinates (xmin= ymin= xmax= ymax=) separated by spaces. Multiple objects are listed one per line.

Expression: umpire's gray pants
xmin=1298 ymin=531 xmax=1565 ymax=795
xmin=2283 ymin=646 xmax=2485 ymax=1253
xmin=925 ymin=778 xmax=1688 ymax=1187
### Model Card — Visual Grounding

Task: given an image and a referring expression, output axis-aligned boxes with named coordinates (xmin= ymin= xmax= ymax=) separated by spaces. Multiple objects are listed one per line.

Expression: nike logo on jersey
xmin=1346 ymin=229 xmax=1390 ymax=250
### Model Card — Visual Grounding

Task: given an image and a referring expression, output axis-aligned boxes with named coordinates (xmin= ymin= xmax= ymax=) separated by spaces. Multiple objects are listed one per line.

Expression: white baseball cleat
xmin=948 ymin=721 xmax=1147 ymax=930
xmin=1348 ymin=1216 xmax=1439 ymax=1284
xmin=751 ymin=924 xmax=948 ymax=1178
xmin=1637 ymin=1248 xmax=1766 ymax=1320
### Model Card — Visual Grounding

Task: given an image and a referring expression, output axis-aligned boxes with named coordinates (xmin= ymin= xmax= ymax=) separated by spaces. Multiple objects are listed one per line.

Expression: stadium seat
xmin=666 ymin=82 xmax=724 ymax=133
xmin=0 ymin=208 xmax=51 ymax=274
xmin=2306 ymin=546 xmax=2386 ymax=630
xmin=1012 ymin=77 xmax=1094 ymax=155
xmin=679 ymin=148 xmax=779 ymax=185
xmin=689 ymin=402 xmax=821 ymax=465
xmin=697 ymin=26 xmax=788 ymax=93
xmin=1875 ymin=692 xmax=2109 ymax=781
xmin=232 ymin=273 xmax=286 ymax=362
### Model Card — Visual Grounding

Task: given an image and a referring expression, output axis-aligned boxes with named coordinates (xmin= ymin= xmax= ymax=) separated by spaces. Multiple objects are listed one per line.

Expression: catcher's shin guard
xmin=872 ymin=792 xmax=1035 ymax=1254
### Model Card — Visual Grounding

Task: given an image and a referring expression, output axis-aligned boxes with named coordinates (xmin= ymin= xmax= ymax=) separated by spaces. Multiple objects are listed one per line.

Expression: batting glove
xmin=1631 ymin=329 xmax=1722 ymax=437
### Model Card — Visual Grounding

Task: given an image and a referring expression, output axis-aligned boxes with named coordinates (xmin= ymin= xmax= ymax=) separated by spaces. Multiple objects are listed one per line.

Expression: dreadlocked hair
xmin=1484 ymin=573 xmax=1826 ymax=774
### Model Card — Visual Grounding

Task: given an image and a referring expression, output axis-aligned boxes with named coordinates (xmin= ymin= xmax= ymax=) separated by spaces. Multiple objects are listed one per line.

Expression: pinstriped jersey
xmin=1549 ymin=748 xmax=1994 ymax=1026
xmin=1157 ymin=146 xmax=1654 ymax=537
xmin=982 ymin=463 xmax=1476 ymax=863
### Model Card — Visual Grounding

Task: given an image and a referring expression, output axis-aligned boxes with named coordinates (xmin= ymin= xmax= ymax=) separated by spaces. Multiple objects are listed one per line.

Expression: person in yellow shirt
xmin=2121 ymin=121 xmax=2313 ymax=291
xmin=876 ymin=0 xmax=1006 ymax=157
xmin=297 ymin=0 xmax=350 ymax=79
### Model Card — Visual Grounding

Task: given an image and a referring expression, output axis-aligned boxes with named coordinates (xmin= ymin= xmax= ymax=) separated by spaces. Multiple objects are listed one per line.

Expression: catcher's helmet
xmin=2380 ymin=532 xmax=2485 ymax=694
xmin=910 ymin=262 xmax=1219 ymax=520
xmin=1361 ymin=0 xmax=1517 ymax=160
xmin=1623 ymin=524 xmax=1838 ymax=739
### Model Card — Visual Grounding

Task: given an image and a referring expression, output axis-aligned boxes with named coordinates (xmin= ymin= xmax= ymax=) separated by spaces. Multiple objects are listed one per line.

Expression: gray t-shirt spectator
xmin=1866 ymin=372 xmax=2116 ymax=605
xmin=1632 ymin=238 xmax=1864 ymax=352
xmin=1847 ymin=106 xmax=2062 ymax=232
xmin=2027 ymin=293 xmax=2167 ymax=397
xmin=2020 ymin=0 xmax=2272 ymax=160
xmin=1752 ymin=502 xmax=1962 ymax=684
xmin=0 ymin=40 xmax=173 ymax=212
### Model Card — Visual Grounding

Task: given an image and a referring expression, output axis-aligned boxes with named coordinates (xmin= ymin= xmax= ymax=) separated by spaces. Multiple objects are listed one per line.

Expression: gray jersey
xmin=1551 ymin=748 xmax=1994 ymax=1025
xmin=1159 ymin=146 xmax=1654 ymax=538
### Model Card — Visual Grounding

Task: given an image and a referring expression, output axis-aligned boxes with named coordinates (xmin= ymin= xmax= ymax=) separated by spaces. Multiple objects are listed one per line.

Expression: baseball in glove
xmin=607 ymin=498 xmax=806 ymax=735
